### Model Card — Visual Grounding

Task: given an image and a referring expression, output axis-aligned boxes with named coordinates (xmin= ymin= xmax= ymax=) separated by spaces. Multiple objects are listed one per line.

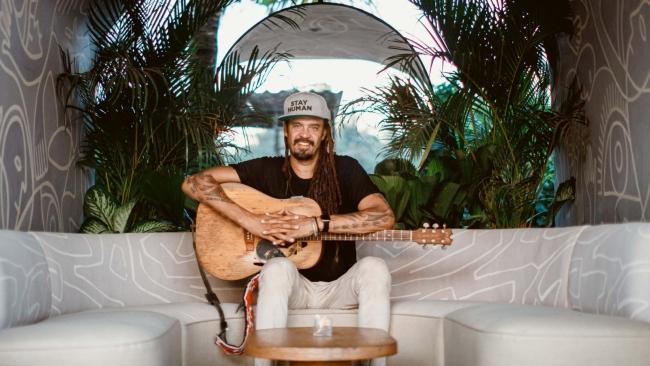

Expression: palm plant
xmin=58 ymin=0 xmax=287 ymax=231
xmin=345 ymin=0 xmax=584 ymax=228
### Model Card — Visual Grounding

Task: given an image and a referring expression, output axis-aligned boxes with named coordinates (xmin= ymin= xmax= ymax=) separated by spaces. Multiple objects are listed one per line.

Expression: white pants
xmin=255 ymin=256 xmax=392 ymax=366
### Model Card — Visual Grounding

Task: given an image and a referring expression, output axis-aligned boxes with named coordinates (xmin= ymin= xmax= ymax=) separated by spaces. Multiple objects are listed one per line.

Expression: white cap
xmin=278 ymin=91 xmax=331 ymax=122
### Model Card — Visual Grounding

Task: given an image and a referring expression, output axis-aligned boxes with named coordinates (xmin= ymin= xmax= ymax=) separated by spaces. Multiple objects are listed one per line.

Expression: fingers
xmin=264 ymin=213 xmax=302 ymax=223
xmin=265 ymin=208 xmax=307 ymax=219
xmin=261 ymin=216 xmax=300 ymax=225
xmin=266 ymin=208 xmax=288 ymax=217
xmin=260 ymin=231 xmax=294 ymax=245
xmin=253 ymin=211 xmax=313 ymax=245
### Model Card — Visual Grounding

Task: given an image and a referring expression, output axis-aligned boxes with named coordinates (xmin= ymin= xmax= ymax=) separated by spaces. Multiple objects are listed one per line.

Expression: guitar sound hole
xmin=256 ymin=239 xmax=286 ymax=260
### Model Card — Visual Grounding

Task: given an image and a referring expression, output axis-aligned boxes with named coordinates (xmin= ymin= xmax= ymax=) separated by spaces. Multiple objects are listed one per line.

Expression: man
xmin=182 ymin=91 xmax=395 ymax=366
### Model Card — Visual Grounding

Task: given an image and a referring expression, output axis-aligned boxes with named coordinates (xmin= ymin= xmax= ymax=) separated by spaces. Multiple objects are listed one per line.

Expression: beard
xmin=292 ymin=151 xmax=315 ymax=160
xmin=290 ymin=139 xmax=317 ymax=160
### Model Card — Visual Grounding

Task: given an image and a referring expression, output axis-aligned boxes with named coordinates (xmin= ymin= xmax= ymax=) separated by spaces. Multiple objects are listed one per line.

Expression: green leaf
xmin=544 ymin=177 xmax=576 ymax=227
xmin=112 ymin=200 xmax=136 ymax=233
xmin=83 ymin=186 xmax=117 ymax=227
xmin=407 ymin=178 xmax=435 ymax=207
xmin=373 ymin=158 xmax=416 ymax=176
xmin=141 ymin=170 xmax=187 ymax=226
xmin=80 ymin=218 xmax=111 ymax=234
xmin=553 ymin=177 xmax=576 ymax=204
xmin=431 ymin=182 xmax=461 ymax=218
xmin=131 ymin=220 xmax=177 ymax=233
xmin=370 ymin=174 xmax=415 ymax=226
xmin=417 ymin=121 xmax=443 ymax=171
xmin=394 ymin=189 xmax=411 ymax=222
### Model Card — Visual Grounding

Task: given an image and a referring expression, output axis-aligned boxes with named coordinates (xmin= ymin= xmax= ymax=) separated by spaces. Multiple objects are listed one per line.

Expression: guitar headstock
xmin=412 ymin=223 xmax=453 ymax=246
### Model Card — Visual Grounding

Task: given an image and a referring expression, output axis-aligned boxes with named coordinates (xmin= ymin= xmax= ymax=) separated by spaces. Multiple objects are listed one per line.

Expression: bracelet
xmin=320 ymin=213 xmax=330 ymax=233
xmin=311 ymin=217 xmax=319 ymax=236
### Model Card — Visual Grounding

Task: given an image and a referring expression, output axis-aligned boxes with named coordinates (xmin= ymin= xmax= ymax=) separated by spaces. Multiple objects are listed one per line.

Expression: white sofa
xmin=1 ymin=224 xmax=650 ymax=366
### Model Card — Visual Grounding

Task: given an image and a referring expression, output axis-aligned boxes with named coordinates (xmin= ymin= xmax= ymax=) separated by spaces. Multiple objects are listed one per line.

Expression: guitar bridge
xmin=244 ymin=230 xmax=255 ymax=252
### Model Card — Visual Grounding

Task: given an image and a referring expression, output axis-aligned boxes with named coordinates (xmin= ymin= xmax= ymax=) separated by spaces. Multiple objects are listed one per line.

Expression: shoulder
xmin=241 ymin=156 xmax=284 ymax=163
xmin=334 ymin=154 xmax=362 ymax=167
xmin=229 ymin=156 xmax=285 ymax=181
xmin=231 ymin=156 xmax=284 ymax=168
xmin=334 ymin=155 xmax=368 ymax=175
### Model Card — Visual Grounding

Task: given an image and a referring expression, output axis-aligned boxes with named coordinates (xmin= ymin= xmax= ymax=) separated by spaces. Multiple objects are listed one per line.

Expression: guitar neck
xmin=307 ymin=230 xmax=415 ymax=242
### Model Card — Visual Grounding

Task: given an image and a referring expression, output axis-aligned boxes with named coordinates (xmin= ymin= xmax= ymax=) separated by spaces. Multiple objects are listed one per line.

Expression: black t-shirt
xmin=231 ymin=155 xmax=380 ymax=282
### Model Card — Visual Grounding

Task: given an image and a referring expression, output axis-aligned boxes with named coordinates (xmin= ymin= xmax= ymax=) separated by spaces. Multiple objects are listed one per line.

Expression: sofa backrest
xmin=568 ymin=223 xmax=650 ymax=322
xmin=357 ymin=226 xmax=588 ymax=308
xmin=26 ymin=232 xmax=244 ymax=316
xmin=0 ymin=231 xmax=51 ymax=330
xmin=4 ymin=223 xmax=650 ymax=325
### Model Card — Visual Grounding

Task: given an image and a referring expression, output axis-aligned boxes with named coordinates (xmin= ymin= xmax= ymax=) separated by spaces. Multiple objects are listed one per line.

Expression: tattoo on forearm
xmin=185 ymin=174 xmax=233 ymax=203
xmin=331 ymin=208 xmax=392 ymax=231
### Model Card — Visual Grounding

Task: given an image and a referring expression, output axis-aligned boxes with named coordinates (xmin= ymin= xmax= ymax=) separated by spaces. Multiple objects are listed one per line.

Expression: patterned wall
xmin=556 ymin=0 xmax=650 ymax=225
xmin=0 ymin=0 xmax=90 ymax=232
xmin=2 ymin=0 xmax=648 ymax=230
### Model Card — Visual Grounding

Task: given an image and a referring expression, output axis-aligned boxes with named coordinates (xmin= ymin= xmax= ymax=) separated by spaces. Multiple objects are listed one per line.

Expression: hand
xmin=273 ymin=211 xmax=317 ymax=242
xmin=245 ymin=209 xmax=317 ymax=245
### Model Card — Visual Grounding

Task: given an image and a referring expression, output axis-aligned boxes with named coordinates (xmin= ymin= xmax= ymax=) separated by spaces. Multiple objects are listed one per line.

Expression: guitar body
xmin=195 ymin=183 xmax=324 ymax=280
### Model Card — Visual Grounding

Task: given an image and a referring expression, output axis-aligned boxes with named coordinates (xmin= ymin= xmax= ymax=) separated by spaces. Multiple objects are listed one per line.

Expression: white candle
xmin=313 ymin=314 xmax=333 ymax=337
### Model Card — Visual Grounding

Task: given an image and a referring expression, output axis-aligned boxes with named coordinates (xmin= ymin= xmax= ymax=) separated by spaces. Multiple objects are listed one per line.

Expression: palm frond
xmin=59 ymin=0 xmax=288 ymax=228
xmin=352 ymin=0 xmax=584 ymax=228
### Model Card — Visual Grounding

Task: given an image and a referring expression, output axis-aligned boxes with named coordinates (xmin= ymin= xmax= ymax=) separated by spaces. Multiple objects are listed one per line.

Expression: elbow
xmin=180 ymin=177 xmax=194 ymax=199
xmin=180 ymin=179 xmax=189 ymax=196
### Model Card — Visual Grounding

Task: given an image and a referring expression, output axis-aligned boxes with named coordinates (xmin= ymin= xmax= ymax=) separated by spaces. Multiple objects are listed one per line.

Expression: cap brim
xmin=278 ymin=113 xmax=329 ymax=121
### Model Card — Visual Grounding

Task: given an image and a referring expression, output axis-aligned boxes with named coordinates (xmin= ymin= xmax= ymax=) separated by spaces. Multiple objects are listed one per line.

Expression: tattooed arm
xmin=182 ymin=166 xmax=239 ymax=202
xmin=182 ymin=167 xmax=246 ymax=223
xmin=181 ymin=167 xmax=297 ymax=244
xmin=321 ymin=193 xmax=395 ymax=234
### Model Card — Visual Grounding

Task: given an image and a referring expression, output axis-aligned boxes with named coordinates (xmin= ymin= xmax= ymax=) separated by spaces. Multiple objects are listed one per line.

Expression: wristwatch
xmin=320 ymin=213 xmax=330 ymax=233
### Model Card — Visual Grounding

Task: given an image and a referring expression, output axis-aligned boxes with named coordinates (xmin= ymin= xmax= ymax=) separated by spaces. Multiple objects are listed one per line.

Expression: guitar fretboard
xmin=305 ymin=230 xmax=414 ymax=242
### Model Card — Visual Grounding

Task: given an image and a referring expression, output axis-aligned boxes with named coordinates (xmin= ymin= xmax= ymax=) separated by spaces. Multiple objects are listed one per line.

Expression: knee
xmin=357 ymin=256 xmax=391 ymax=287
xmin=259 ymin=257 xmax=297 ymax=286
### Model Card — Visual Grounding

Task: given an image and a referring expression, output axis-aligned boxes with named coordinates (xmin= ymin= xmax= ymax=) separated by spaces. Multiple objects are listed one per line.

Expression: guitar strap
xmin=216 ymin=274 xmax=259 ymax=355
xmin=191 ymin=224 xmax=259 ymax=355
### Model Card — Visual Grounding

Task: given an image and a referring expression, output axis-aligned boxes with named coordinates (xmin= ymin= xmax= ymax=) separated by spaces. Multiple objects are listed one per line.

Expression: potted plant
xmin=345 ymin=0 xmax=585 ymax=228
xmin=58 ymin=0 xmax=287 ymax=232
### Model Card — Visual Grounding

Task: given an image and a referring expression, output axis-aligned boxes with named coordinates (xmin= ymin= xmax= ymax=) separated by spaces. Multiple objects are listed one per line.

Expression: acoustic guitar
xmin=195 ymin=183 xmax=453 ymax=280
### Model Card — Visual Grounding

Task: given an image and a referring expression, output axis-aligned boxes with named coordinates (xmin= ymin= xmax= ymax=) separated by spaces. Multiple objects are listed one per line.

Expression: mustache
xmin=293 ymin=138 xmax=314 ymax=145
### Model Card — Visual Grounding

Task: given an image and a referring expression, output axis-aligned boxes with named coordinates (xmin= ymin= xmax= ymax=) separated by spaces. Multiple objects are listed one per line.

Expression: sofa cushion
xmin=92 ymin=302 xmax=248 ymax=366
xmin=0 ymin=230 xmax=51 ymax=329
xmin=0 ymin=310 xmax=181 ymax=366
xmin=99 ymin=302 xmax=359 ymax=366
xmin=443 ymin=303 xmax=650 ymax=366
xmin=389 ymin=301 xmax=481 ymax=366
xmin=116 ymin=300 xmax=480 ymax=366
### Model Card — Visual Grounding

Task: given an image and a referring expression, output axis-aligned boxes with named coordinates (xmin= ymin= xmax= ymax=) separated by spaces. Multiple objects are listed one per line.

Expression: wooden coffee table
xmin=245 ymin=327 xmax=397 ymax=365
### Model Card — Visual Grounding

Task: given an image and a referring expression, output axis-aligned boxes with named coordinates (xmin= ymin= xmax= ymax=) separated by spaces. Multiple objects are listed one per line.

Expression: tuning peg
xmin=433 ymin=223 xmax=439 ymax=229
xmin=422 ymin=222 xmax=430 ymax=228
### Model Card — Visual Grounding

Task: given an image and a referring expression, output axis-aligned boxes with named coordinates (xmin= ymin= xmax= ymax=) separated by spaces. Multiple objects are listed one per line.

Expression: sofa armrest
xmin=0 ymin=231 xmax=51 ymax=329
xmin=569 ymin=223 xmax=650 ymax=322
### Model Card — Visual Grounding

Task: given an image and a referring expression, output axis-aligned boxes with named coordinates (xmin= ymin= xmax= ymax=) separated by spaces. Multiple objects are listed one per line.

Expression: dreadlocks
xmin=282 ymin=121 xmax=342 ymax=215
